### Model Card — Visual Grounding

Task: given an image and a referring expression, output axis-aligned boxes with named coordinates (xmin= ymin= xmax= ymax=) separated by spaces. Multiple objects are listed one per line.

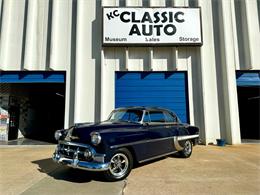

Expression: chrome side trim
xmin=110 ymin=134 xmax=199 ymax=149
xmin=139 ymin=151 xmax=178 ymax=163
xmin=174 ymin=136 xmax=184 ymax=151
xmin=177 ymin=135 xmax=199 ymax=141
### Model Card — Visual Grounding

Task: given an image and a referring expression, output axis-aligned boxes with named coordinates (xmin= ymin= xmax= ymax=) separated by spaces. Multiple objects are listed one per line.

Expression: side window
xmin=143 ymin=112 xmax=150 ymax=123
xmin=149 ymin=111 xmax=166 ymax=123
xmin=121 ymin=111 xmax=142 ymax=122
xmin=128 ymin=112 xmax=142 ymax=122
xmin=164 ymin=112 xmax=177 ymax=123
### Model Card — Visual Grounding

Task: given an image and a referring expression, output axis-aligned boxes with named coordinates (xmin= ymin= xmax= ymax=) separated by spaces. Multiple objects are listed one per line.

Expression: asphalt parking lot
xmin=0 ymin=144 xmax=259 ymax=195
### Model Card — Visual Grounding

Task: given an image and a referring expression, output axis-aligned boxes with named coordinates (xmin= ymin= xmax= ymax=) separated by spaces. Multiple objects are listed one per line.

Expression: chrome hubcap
xmin=184 ymin=141 xmax=192 ymax=155
xmin=109 ymin=153 xmax=129 ymax=178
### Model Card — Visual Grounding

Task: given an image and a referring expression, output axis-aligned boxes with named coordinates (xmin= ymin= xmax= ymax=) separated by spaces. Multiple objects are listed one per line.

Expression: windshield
xmin=108 ymin=109 xmax=143 ymax=123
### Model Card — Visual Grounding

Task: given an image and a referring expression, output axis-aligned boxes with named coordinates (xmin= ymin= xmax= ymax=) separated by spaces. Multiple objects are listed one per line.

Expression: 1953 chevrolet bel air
xmin=53 ymin=107 xmax=199 ymax=181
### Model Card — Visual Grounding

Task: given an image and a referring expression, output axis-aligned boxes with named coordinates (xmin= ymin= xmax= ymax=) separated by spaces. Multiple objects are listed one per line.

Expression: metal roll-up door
xmin=236 ymin=71 xmax=260 ymax=140
xmin=0 ymin=71 xmax=65 ymax=83
xmin=115 ymin=71 xmax=189 ymax=123
xmin=0 ymin=71 xmax=66 ymax=142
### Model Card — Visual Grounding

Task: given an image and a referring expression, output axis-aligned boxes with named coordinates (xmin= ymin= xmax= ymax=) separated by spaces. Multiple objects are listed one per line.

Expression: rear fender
xmin=187 ymin=126 xmax=199 ymax=135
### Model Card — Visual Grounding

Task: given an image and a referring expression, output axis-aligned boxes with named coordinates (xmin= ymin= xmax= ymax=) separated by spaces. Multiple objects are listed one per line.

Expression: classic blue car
xmin=53 ymin=107 xmax=199 ymax=181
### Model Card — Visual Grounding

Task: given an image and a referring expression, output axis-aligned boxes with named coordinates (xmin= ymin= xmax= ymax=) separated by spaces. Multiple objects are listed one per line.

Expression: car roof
xmin=113 ymin=106 xmax=181 ymax=122
xmin=114 ymin=106 xmax=174 ymax=113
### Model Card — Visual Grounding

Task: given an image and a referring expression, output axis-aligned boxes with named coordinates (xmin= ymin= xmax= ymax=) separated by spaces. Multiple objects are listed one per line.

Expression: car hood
xmin=65 ymin=121 xmax=142 ymax=143
xmin=75 ymin=121 xmax=141 ymax=131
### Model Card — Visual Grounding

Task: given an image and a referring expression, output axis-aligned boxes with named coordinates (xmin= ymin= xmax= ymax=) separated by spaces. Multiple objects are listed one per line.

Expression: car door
xmin=143 ymin=110 xmax=175 ymax=159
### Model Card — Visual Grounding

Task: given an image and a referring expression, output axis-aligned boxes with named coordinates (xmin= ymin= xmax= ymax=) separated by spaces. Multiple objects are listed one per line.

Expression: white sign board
xmin=103 ymin=7 xmax=202 ymax=46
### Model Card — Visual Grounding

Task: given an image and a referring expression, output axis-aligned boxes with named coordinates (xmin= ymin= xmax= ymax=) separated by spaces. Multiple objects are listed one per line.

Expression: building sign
xmin=103 ymin=7 xmax=202 ymax=46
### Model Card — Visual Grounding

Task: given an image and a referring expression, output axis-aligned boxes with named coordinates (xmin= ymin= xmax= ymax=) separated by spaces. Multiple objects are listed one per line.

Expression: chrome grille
xmin=58 ymin=143 xmax=92 ymax=161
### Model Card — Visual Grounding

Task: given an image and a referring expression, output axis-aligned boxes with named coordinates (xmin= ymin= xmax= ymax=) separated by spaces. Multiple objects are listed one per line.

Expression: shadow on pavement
xmin=32 ymin=158 xmax=107 ymax=183
xmin=134 ymin=156 xmax=166 ymax=169
xmin=32 ymin=154 xmax=185 ymax=183
xmin=134 ymin=153 xmax=187 ymax=170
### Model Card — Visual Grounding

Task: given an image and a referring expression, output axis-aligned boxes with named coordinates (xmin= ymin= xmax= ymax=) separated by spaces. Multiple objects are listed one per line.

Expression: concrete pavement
xmin=125 ymin=144 xmax=260 ymax=195
xmin=0 ymin=145 xmax=125 ymax=195
xmin=0 ymin=144 xmax=259 ymax=195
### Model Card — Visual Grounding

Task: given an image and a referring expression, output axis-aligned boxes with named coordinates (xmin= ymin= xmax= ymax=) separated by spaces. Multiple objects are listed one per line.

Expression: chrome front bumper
xmin=52 ymin=153 xmax=110 ymax=171
xmin=52 ymin=141 xmax=110 ymax=171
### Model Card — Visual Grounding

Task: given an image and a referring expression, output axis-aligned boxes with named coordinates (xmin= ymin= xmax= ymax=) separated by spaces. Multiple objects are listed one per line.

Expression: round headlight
xmin=90 ymin=132 xmax=101 ymax=146
xmin=54 ymin=130 xmax=62 ymax=141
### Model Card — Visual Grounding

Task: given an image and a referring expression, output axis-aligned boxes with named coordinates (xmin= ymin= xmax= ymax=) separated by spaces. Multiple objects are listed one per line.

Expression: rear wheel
xmin=179 ymin=140 xmax=193 ymax=158
xmin=104 ymin=148 xmax=133 ymax=181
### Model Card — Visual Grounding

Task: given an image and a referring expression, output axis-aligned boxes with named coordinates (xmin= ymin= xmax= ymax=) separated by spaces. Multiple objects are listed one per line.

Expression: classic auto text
xmin=103 ymin=8 xmax=202 ymax=45
xmin=106 ymin=10 xmax=185 ymax=36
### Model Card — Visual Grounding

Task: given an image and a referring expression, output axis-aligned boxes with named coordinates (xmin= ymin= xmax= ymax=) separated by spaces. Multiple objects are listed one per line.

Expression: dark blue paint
xmin=115 ymin=72 xmax=189 ymax=123
xmin=53 ymin=107 xmax=200 ymax=180
xmin=65 ymin=107 xmax=199 ymax=162
xmin=0 ymin=71 xmax=65 ymax=83
xmin=236 ymin=71 xmax=260 ymax=87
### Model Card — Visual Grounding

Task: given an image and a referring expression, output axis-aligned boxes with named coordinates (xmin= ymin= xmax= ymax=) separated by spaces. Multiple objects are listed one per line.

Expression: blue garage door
xmin=115 ymin=71 xmax=189 ymax=123
xmin=236 ymin=71 xmax=260 ymax=87
xmin=0 ymin=71 xmax=65 ymax=83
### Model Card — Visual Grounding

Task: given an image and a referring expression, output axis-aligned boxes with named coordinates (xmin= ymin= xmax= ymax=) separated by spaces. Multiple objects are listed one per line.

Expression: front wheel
xmin=178 ymin=140 xmax=193 ymax=158
xmin=104 ymin=148 xmax=133 ymax=181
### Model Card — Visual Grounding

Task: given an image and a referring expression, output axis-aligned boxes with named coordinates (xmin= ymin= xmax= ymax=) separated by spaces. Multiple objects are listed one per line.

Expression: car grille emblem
xmin=73 ymin=147 xmax=80 ymax=159
xmin=64 ymin=146 xmax=71 ymax=155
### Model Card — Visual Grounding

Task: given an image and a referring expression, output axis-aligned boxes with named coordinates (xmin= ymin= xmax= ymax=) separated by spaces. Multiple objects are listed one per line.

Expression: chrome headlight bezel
xmin=54 ymin=130 xmax=63 ymax=141
xmin=90 ymin=132 xmax=101 ymax=146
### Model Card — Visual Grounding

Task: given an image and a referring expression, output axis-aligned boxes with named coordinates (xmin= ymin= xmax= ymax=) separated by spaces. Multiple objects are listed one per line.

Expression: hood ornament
xmin=69 ymin=135 xmax=80 ymax=140
xmin=65 ymin=128 xmax=79 ymax=141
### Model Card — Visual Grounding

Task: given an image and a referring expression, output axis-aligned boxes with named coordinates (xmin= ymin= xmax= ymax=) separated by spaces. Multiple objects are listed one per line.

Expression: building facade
xmin=0 ymin=0 xmax=259 ymax=144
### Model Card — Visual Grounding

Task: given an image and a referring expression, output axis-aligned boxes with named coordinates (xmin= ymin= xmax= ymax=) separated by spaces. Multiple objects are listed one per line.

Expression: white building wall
xmin=50 ymin=0 xmax=72 ymax=71
xmin=74 ymin=0 xmax=99 ymax=123
xmin=0 ymin=0 xmax=2 ymax=27
xmin=24 ymin=0 xmax=49 ymax=70
xmin=215 ymin=0 xmax=241 ymax=144
xmin=197 ymin=0 xmax=221 ymax=144
xmin=243 ymin=0 xmax=260 ymax=70
xmin=49 ymin=0 xmax=75 ymax=128
xmin=0 ymin=0 xmax=25 ymax=70
xmin=0 ymin=0 xmax=259 ymax=144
